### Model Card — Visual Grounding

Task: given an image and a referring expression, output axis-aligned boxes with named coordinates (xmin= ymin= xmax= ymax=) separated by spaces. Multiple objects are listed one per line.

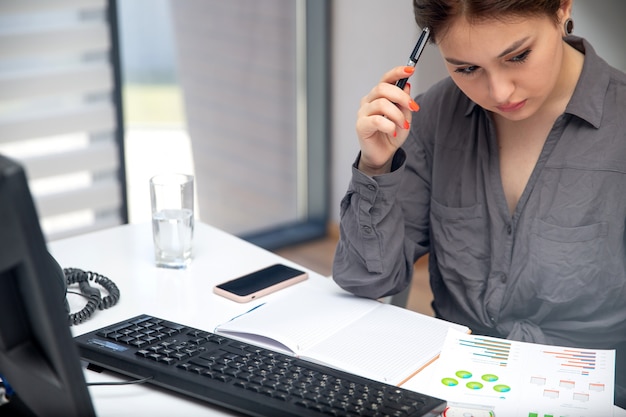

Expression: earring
xmin=564 ymin=18 xmax=574 ymax=35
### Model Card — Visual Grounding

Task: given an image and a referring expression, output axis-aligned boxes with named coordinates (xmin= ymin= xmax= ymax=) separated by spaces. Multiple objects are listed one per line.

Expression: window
xmin=0 ymin=0 xmax=126 ymax=241
xmin=167 ymin=0 xmax=329 ymax=248
xmin=0 ymin=0 xmax=329 ymax=248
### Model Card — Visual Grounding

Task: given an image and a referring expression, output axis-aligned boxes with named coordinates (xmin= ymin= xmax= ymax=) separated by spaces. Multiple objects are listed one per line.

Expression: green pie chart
xmin=455 ymin=370 xmax=472 ymax=379
xmin=441 ymin=378 xmax=458 ymax=386
xmin=466 ymin=381 xmax=484 ymax=390
xmin=493 ymin=384 xmax=511 ymax=392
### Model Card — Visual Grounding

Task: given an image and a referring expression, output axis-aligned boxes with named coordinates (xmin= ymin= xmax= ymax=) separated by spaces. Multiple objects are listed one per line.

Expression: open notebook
xmin=214 ymin=281 xmax=469 ymax=385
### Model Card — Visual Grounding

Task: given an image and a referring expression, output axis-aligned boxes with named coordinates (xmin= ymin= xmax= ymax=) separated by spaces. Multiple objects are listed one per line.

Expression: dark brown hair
xmin=413 ymin=0 xmax=562 ymax=43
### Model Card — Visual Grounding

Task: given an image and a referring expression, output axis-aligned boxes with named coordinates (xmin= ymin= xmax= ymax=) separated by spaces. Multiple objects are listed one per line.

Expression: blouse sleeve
xmin=332 ymin=123 xmax=432 ymax=299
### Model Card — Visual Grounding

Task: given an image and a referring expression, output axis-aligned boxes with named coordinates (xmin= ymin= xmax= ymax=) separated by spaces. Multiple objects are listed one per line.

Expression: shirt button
xmin=506 ymin=224 xmax=512 ymax=234
xmin=490 ymin=317 xmax=496 ymax=324
xmin=367 ymin=184 xmax=376 ymax=191
xmin=500 ymin=274 xmax=507 ymax=283
xmin=362 ymin=225 xmax=372 ymax=234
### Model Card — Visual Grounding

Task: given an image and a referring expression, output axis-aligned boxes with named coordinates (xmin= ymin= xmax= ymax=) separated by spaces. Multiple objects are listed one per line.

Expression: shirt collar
xmin=463 ymin=36 xmax=609 ymax=128
xmin=564 ymin=37 xmax=608 ymax=129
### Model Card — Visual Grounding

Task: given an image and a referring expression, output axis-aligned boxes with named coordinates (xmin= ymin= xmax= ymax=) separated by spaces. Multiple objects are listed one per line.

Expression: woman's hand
xmin=355 ymin=66 xmax=421 ymax=175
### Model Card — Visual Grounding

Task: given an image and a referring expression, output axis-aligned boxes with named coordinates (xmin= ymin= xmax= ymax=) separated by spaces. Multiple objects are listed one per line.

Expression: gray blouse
xmin=333 ymin=37 xmax=626 ymax=356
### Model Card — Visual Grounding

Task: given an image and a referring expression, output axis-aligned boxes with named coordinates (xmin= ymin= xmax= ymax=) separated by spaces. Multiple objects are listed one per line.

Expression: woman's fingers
xmin=359 ymin=87 xmax=417 ymax=133
xmin=358 ymin=97 xmax=404 ymax=134
xmin=380 ymin=65 xmax=415 ymax=84
xmin=354 ymin=66 xmax=421 ymax=173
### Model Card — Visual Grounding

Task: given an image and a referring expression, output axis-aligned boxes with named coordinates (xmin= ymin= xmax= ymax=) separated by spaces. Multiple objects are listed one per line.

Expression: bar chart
xmin=541 ymin=348 xmax=597 ymax=374
xmin=458 ymin=336 xmax=512 ymax=367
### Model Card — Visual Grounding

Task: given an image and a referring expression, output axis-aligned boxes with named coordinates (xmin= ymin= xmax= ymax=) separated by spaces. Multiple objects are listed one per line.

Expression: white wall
xmin=329 ymin=0 xmax=626 ymax=224
xmin=572 ymin=1 xmax=626 ymax=71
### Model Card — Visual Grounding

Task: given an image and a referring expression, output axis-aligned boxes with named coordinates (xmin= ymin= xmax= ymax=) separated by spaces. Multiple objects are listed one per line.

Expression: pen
xmin=396 ymin=27 xmax=431 ymax=90
xmin=215 ymin=302 xmax=267 ymax=331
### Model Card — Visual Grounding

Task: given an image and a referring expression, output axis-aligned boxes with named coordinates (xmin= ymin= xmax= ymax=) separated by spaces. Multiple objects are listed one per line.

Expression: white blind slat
xmin=0 ymin=64 xmax=113 ymax=101
xmin=0 ymin=23 xmax=110 ymax=59
xmin=35 ymin=179 xmax=121 ymax=218
xmin=0 ymin=0 xmax=106 ymax=15
xmin=0 ymin=105 xmax=115 ymax=144
xmin=21 ymin=141 xmax=118 ymax=180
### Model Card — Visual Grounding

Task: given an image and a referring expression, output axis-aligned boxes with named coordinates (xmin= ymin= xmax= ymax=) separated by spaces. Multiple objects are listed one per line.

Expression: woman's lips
xmin=497 ymin=99 xmax=527 ymax=112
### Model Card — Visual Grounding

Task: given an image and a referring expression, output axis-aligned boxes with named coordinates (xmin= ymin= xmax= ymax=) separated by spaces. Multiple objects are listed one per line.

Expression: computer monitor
xmin=0 ymin=155 xmax=95 ymax=417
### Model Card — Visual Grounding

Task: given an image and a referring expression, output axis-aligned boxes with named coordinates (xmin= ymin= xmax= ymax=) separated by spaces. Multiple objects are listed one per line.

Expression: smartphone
xmin=213 ymin=264 xmax=308 ymax=303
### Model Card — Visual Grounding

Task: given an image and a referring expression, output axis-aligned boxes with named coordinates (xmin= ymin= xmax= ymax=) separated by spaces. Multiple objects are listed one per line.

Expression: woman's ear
xmin=558 ymin=0 xmax=574 ymax=35
xmin=557 ymin=0 xmax=573 ymax=24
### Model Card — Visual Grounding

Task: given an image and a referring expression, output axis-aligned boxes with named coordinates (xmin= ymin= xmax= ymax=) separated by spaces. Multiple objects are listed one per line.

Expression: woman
xmin=332 ymin=0 xmax=626 ymax=406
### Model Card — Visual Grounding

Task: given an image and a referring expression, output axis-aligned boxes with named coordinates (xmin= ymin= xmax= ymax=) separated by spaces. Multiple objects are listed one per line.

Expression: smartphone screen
xmin=213 ymin=264 xmax=308 ymax=302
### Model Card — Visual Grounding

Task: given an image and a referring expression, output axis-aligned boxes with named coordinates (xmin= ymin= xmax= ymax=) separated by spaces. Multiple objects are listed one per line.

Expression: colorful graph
xmin=436 ymin=334 xmax=612 ymax=417
xmin=458 ymin=337 xmax=511 ymax=366
xmin=416 ymin=331 xmax=615 ymax=417
xmin=456 ymin=370 xmax=472 ymax=379
xmin=493 ymin=384 xmax=511 ymax=393
xmin=441 ymin=378 xmax=458 ymax=386
xmin=541 ymin=348 xmax=596 ymax=373
xmin=441 ymin=370 xmax=511 ymax=394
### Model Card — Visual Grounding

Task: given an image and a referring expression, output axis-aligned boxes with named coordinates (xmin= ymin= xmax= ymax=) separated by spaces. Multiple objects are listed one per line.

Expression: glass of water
xmin=149 ymin=173 xmax=194 ymax=269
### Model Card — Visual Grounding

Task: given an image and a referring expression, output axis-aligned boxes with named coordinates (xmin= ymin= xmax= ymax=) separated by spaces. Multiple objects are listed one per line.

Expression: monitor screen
xmin=0 ymin=155 xmax=95 ymax=417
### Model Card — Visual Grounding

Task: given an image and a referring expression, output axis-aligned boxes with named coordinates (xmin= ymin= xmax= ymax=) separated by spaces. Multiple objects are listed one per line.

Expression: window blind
xmin=0 ymin=0 xmax=127 ymax=241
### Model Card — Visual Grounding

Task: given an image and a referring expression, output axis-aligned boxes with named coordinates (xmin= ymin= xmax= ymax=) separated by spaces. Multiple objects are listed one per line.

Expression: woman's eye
xmin=454 ymin=65 xmax=478 ymax=75
xmin=510 ymin=49 xmax=531 ymax=63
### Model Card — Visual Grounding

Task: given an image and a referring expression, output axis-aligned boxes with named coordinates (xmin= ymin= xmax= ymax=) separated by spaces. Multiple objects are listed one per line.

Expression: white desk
xmin=50 ymin=222 xmax=626 ymax=417
xmin=50 ymin=222 xmax=335 ymax=416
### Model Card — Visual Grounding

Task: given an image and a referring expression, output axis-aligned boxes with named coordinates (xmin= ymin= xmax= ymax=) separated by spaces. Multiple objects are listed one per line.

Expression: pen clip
xmin=408 ymin=27 xmax=430 ymax=66
xmin=396 ymin=27 xmax=431 ymax=90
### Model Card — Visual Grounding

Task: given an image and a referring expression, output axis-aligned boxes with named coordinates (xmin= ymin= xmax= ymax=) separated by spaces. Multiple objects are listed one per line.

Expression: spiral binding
xmin=64 ymin=268 xmax=120 ymax=325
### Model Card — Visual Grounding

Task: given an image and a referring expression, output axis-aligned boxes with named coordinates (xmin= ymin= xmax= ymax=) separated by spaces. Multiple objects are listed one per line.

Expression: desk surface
xmin=51 ymin=222 xmax=334 ymax=416
xmin=50 ymin=222 xmax=626 ymax=417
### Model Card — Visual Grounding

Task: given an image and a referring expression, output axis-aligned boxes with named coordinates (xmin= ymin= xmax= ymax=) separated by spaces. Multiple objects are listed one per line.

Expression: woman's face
xmin=437 ymin=14 xmax=567 ymax=121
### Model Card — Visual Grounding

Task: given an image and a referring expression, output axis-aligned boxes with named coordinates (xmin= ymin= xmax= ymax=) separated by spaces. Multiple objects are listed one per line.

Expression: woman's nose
xmin=487 ymin=72 xmax=515 ymax=104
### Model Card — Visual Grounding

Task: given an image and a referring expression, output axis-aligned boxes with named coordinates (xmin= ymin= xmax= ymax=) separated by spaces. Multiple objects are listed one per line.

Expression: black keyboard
xmin=74 ymin=314 xmax=446 ymax=417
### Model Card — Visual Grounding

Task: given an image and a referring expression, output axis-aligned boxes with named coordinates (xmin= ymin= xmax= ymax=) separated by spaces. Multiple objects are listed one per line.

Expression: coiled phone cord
xmin=64 ymin=268 xmax=120 ymax=325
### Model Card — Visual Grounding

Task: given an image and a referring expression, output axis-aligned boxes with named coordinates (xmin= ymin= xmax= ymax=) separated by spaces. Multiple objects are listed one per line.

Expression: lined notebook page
xmin=215 ymin=284 xmax=469 ymax=384
xmin=305 ymin=303 xmax=468 ymax=384
xmin=215 ymin=288 xmax=379 ymax=353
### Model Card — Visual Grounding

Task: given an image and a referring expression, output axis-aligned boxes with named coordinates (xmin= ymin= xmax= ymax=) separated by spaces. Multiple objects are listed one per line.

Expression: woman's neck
xmin=545 ymin=39 xmax=585 ymax=116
